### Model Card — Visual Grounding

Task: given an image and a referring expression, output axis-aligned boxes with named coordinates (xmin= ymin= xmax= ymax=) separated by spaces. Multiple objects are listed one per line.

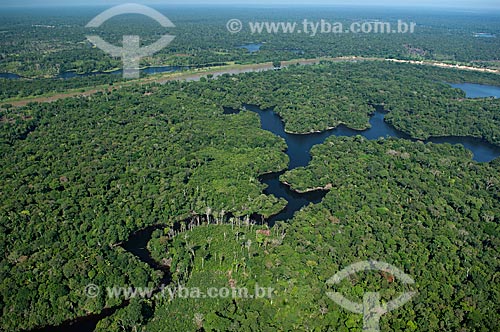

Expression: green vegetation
xmin=1 ymin=7 xmax=499 ymax=78
xmin=0 ymin=84 xmax=288 ymax=331
xmin=385 ymin=97 xmax=500 ymax=143
xmin=1 ymin=20 xmax=499 ymax=329
xmin=4 ymin=61 xmax=500 ymax=146
xmin=127 ymin=137 xmax=498 ymax=331
xmin=181 ymin=61 xmax=500 ymax=144
xmin=0 ymin=75 xmax=122 ymax=100
xmin=145 ymin=223 xmax=283 ymax=332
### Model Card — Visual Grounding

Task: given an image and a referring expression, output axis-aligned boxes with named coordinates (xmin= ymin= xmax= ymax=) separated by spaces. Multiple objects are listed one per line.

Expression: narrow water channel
xmin=30 ymin=85 xmax=500 ymax=332
xmin=242 ymin=104 xmax=500 ymax=224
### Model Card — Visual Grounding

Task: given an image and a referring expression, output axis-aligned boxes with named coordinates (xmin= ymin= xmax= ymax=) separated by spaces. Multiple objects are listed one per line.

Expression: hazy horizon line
xmin=1 ymin=3 xmax=500 ymax=10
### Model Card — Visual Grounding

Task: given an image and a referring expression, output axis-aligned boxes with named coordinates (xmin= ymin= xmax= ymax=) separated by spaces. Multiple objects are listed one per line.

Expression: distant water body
xmin=237 ymin=43 xmax=263 ymax=53
xmin=0 ymin=73 xmax=21 ymax=79
xmin=449 ymin=83 xmax=500 ymax=98
xmin=0 ymin=65 xmax=189 ymax=80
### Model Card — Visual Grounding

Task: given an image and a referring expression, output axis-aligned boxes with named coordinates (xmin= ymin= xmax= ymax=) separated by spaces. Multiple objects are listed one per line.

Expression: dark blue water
xmin=260 ymin=171 xmax=328 ymax=224
xmin=426 ymin=136 xmax=500 ymax=161
xmin=252 ymin=106 xmax=411 ymax=169
xmin=246 ymin=104 xmax=499 ymax=166
xmin=238 ymin=43 xmax=262 ymax=53
xmin=0 ymin=73 xmax=21 ymax=79
xmin=232 ymin=103 xmax=500 ymax=224
xmin=57 ymin=70 xmax=121 ymax=79
xmin=450 ymin=83 xmax=500 ymax=98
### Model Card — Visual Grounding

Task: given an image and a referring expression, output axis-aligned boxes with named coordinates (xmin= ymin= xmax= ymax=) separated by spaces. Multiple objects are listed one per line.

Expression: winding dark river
xmin=241 ymin=103 xmax=500 ymax=225
xmin=29 ymin=83 xmax=500 ymax=331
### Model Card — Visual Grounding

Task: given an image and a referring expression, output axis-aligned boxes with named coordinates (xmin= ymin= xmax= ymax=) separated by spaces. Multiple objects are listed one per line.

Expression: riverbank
xmin=5 ymin=56 xmax=499 ymax=108
xmin=24 ymin=77 xmax=500 ymax=332
xmin=386 ymin=59 xmax=500 ymax=74
xmin=282 ymin=181 xmax=333 ymax=193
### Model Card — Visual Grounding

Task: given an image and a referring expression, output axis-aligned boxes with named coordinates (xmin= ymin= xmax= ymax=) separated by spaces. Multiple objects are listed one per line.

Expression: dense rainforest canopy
xmin=130 ymin=137 xmax=499 ymax=332
xmin=0 ymin=86 xmax=288 ymax=330
xmin=0 ymin=59 xmax=499 ymax=331
xmin=180 ymin=61 xmax=500 ymax=144
xmin=1 ymin=7 xmax=499 ymax=78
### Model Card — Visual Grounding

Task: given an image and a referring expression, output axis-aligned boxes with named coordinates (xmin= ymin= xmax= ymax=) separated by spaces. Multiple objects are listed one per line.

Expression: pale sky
xmin=0 ymin=0 xmax=499 ymax=9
